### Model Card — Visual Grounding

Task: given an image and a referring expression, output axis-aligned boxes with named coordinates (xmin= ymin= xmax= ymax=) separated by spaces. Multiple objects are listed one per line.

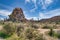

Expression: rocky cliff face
xmin=9 ymin=8 xmax=26 ymax=22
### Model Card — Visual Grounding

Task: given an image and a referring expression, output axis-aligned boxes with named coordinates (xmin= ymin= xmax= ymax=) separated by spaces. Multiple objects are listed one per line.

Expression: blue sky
xmin=0 ymin=0 xmax=60 ymax=20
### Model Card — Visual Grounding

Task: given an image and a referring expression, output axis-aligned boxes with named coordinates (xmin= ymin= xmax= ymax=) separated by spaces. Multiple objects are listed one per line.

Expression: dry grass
xmin=0 ymin=21 xmax=60 ymax=40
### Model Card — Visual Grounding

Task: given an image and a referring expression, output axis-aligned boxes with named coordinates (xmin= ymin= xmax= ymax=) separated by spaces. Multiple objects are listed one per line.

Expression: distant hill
xmin=40 ymin=16 xmax=60 ymax=22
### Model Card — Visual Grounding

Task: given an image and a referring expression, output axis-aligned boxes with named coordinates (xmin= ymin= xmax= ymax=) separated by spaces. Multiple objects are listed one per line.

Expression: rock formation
xmin=9 ymin=8 xmax=26 ymax=22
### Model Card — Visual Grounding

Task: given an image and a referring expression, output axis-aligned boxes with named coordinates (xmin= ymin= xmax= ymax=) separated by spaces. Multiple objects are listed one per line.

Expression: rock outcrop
xmin=9 ymin=8 xmax=26 ymax=22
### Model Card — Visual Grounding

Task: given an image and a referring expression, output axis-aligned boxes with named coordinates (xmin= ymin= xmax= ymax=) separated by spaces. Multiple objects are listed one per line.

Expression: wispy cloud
xmin=0 ymin=4 xmax=13 ymax=10
xmin=38 ymin=0 xmax=53 ymax=9
xmin=39 ymin=8 xmax=60 ymax=19
xmin=0 ymin=17 xmax=4 ymax=20
xmin=26 ymin=17 xmax=38 ymax=20
xmin=25 ymin=0 xmax=37 ymax=12
xmin=23 ymin=11 xmax=38 ymax=20
xmin=25 ymin=0 xmax=37 ymax=3
xmin=32 ymin=0 xmax=36 ymax=3
xmin=0 ymin=10 xmax=11 ymax=16
xmin=25 ymin=0 xmax=30 ymax=3
xmin=30 ymin=0 xmax=37 ymax=12
xmin=45 ymin=0 xmax=53 ymax=5
xmin=25 ymin=0 xmax=59 ymax=20
xmin=30 ymin=4 xmax=37 ymax=12
xmin=0 ymin=9 xmax=11 ymax=19
xmin=29 ymin=0 xmax=53 ymax=12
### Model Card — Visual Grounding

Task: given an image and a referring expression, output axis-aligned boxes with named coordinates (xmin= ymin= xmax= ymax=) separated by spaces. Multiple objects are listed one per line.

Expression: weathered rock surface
xmin=9 ymin=8 xmax=26 ymax=22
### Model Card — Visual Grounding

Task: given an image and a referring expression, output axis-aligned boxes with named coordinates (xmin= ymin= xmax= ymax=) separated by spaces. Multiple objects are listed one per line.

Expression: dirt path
xmin=37 ymin=29 xmax=60 ymax=40
xmin=0 ymin=25 xmax=3 ymax=30
xmin=38 ymin=29 xmax=50 ymax=34
xmin=38 ymin=29 xmax=60 ymax=34
xmin=0 ymin=26 xmax=5 ymax=40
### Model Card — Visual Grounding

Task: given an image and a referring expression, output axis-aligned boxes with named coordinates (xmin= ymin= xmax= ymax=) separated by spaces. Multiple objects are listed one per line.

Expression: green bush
xmin=25 ymin=28 xmax=34 ymax=40
xmin=6 ymin=33 xmax=19 ymax=40
xmin=48 ymin=28 xmax=60 ymax=39
xmin=35 ymin=34 xmax=45 ymax=40
xmin=54 ymin=32 xmax=60 ymax=39
xmin=31 ymin=24 xmax=39 ymax=29
xmin=0 ymin=31 xmax=10 ymax=38
xmin=48 ymin=28 xmax=54 ymax=36
xmin=43 ymin=25 xmax=51 ymax=29
xmin=3 ymin=23 xmax=16 ymax=35
xmin=25 ymin=28 xmax=45 ymax=40
xmin=16 ymin=25 xmax=24 ymax=36
xmin=56 ymin=34 xmax=60 ymax=38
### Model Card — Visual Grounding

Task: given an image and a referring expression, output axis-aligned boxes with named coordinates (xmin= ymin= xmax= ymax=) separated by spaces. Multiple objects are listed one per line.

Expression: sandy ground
xmin=0 ymin=25 xmax=4 ymax=40
xmin=38 ymin=29 xmax=60 ymax=40
xmin=38 ymin=29 xmax=60 ymax=34
xmin=0 ymin=25 xmax=3 ymax=30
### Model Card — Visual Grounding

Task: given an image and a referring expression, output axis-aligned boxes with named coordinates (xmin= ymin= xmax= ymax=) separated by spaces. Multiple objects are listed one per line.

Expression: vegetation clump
xmin=48 ymin=28 xmax=54 ymax=36
xmin=0 ymin=31 xmax=10 ymax=38
xmin=42 ymin=25 xmax=52 ymax=29
xmin=3 ymin=23 xmax=16 ymax=35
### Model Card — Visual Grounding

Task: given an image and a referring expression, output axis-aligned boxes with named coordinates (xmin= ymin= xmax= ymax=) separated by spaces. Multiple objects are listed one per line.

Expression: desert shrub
xmin=31 ymin=24 xmax=39 ymax=29
xmin=35 ymin=34 xmax=45 ymax=40
xmin=48 ymin=29 xmax=60 ymax=39
xmin=16 ymin=25 xmax=24 ymax=36
xmin=3 ymin=23 xmax=16 ymax=35
xmin=55 ymin=20 xmax=60 ymax=24
xmin=48 ymin=28 xmax=54 ymax=36
xmin=0 ymin=31 xmax=10 ymax=38
xmin=6 ymin=33 xmax=19 ymax=40
xmin=25 ymin=27 xmax=45 ymax=40
xmin=56 ymin=34 xmax=60 ymax=39
xmin=25 ymin=28 xmax=34 ymax=40
xmin=0 ymin=21 xmax=5 ymax=25
xmin=2 ymin=24 xmax=45 ymax=40
xmin=54 ymin=33 xmax=60 ymax=39
xmin=53 ymin=31 xmax=60 ymax=39
xmin=42 ymin=25 xmax=51 ymax=29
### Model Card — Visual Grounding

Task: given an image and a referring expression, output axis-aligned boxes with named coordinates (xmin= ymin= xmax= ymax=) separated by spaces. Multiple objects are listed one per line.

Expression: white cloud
xmin=0 ymin=17 xmax=4 ymax=20
xmin=30 ymin=0 xmax=53 ymax=12
xmin=23 ymin=11 xmax=38 ymax=20
xmin=25 ymin=0 xmax=30 ymax=3
xmin=39 ymin=8 xmax=60 ymax=19
xmin=44 ymin=0 xmax=53 ymax=9
xmin=38 ymin=0 xmax=53 ymax=9
xmin=32 ymin=0 xmax=36 ymax=4
xmin=0 ymin=10 xmax=11 ymax=16
xmin=25 ymin=0 xmax=37 ymax=12
xmin=23 ymin=11 xmax=28 ymax=18
xmin=40 ymin=0 xmax=46 ymax=9
xmin=45 ymin=0 xmax=53 ymax=5
xmin=26 ymin=17 xmax=38 ymax=20
xmin=30 ymin=5 xmax=37 ymax=12
xmin=30 ymin=0 xmax=37 ymax=12
xmin=0 ymin=10 xmax=11 ymax=20
xmin=25 ymin=0 xmax=37 ymax=3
